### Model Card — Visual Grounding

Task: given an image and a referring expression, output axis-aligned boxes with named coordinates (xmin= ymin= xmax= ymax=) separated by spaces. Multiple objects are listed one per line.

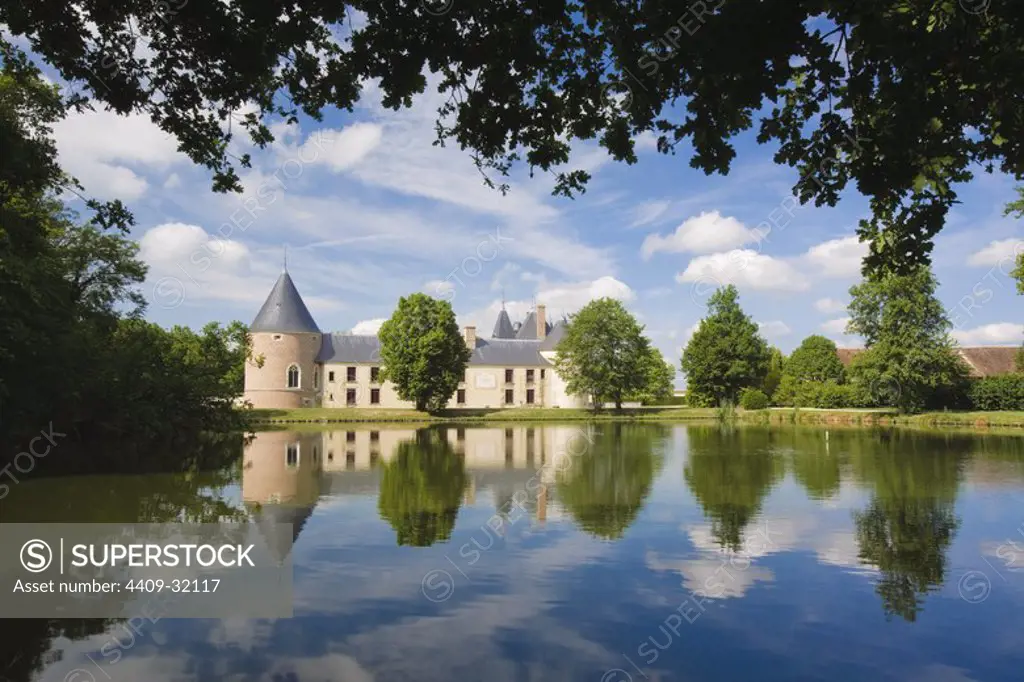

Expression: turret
xmin=243 ymin=271 xmax=323 ymax=409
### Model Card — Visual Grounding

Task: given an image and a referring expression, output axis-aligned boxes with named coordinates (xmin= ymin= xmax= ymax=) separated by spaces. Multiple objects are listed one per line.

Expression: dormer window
xmin=287 ymin=364 xmax=300 ymax=388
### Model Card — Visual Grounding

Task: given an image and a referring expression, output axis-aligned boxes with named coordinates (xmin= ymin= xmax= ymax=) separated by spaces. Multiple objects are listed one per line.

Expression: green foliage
xmin=846 ymin=267 xmax=970 ymax=412
xmin=968 ymin=374 xmax=1024 ymax=411
xmin=761 ymin=347 xmax=785 ymax=398
xmin=554 ymin=298 xmax=651 ymax=409
xmin=556 ymin=424 xmax=666 ymax=540
xmin=378 ymin=293 xmax=471 ymax=412
xmin=681 ymin=286 xmax=770 ymax=406
xmin=785 ymin=335 xmax=845 ymax=383
xmin=5 ymin=6 xmax=1023 ymax=274
xmin=630 ymin=346 xmax=676 ymax=405
xmin=378 ymin=430 xmax=467 ymax=547
xmin=739 ymin=388 xmax=770 ymax=410
xmin=0 ymin=51 xmax=248 ymax=449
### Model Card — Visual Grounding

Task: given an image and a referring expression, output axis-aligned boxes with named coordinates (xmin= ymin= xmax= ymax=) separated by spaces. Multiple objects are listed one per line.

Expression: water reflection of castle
xmin=242 ymin=426 xmax=589 ymax=546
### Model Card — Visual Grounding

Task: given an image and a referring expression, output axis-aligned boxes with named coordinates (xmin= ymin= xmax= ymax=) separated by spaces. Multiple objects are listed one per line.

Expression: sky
xmin=34 ymin=43 xmax=1023 ymax=370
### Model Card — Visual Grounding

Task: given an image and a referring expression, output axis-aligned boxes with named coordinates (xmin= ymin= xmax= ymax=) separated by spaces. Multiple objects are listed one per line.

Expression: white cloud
xmin=642 ymin=211 xmax=762 ymax=258
xmin=803 ymin=235 xmax=868 ymax=278
xmin=459 ymin=276 xmax=636 ymax=331
xmin=952 ymin=323 xmax=1024 ymax=345
xmin=815 ymin=297 xmax=846 ymax=314
xmin=820 ymin=317 xmax=851 ymax=334
xmin=966 ymin=238 xmax=1024 ymax=267
xmin=351 ymin=318 xmax=386 ymax=335
xmin=676 ymin=250 xmax=810 ymax=292
xmin=629 ymin=199 xmax=671 ymax=228
xmin=304 ymin=123 xmax=383 ymax=172
xmin=758 ymin=321 xmax=792 ymax=337
xmin=53 ymin=109 xmax=185 ymax=200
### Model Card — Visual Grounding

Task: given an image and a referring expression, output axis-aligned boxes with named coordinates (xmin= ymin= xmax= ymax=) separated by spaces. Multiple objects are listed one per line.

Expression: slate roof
xmin=316 ymin=333 xmax=549 ymax=366
xmin=492 ymin=308 xmax=516 ymax=338
xmin=317 ymin=333 xmax=382 ymax=363
xmin=515 ymin=311 xmax=553 ymax=340
xmin=251 ymin=272 xmax=320 ymax=333
xmin=539 ymin=319 xmax=567 ymax=351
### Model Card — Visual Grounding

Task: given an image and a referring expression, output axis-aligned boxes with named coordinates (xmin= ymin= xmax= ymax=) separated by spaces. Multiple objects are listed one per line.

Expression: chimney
xmin=463 ymin=325 xmax=476 ymax=350
xmin=536 ymin=304 xmax=547 ymax=340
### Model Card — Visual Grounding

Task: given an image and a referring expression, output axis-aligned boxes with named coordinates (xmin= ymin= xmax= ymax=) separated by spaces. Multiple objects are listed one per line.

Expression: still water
xmin=2 ymin=424 xmax=1023 ymax=682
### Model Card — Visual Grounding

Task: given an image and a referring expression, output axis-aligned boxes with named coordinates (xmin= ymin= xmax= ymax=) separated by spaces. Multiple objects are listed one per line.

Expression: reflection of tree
xmin=0 ymin=618 xmax=116 ymax=682
xmin=784 ymin=430 xmax=843 ymax=500
xmin=378 ymin=429 xmax=467 ymax=547
xmin=2 ymin=434 xmax=246 ymax=524
xmin=684 ymin=427 xmax=785 ymax=551
xmin=852 ymin=431 xmax=966 ymax=622
xmin=557 ymin=424 xmax=667 ymax=540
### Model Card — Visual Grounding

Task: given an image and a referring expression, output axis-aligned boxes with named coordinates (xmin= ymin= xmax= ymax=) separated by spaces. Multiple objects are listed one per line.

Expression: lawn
xmin=245 ymin=405 xmax=719 ymax=425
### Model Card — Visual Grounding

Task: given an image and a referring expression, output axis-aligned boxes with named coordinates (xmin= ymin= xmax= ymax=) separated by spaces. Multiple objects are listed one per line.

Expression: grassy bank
xmin=243 ymin=406 xmax=1023 ymax=430
xmin=750 ymin=408 xmax=1024 ymax=429
xmin=246 ymin=406 xmax=718 ymax=425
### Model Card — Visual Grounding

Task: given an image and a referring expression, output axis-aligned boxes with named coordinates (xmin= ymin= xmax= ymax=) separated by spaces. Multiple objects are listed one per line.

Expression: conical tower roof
xmin=251 ymin=272 xmax=320 ymax=333
xmin=492 ymin=307 xmax=516 ymax=338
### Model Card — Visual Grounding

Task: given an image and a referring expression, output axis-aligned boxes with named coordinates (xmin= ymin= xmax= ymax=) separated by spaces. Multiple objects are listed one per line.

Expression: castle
xmin=243 ymin=271 xmax=586 ymax=410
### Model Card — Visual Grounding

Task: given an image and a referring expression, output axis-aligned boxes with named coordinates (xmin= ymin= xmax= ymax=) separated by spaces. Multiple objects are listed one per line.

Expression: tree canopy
xmin=553 ymin=297 xmax=652 ymax=409
xmin=3 ymin=2 xmax=1022 ymax=272
xmin=681 ymin=285 xmax=770 ymax=406
xmin=377 ymin=293 xmax=471 ymax=412
xmin=845 ymin=266 xmax=970 ymax=412
xmin=773 ymin=335 xmax=845 ymax=406
xmin=0 ymin=51 xmax=248 ymax=450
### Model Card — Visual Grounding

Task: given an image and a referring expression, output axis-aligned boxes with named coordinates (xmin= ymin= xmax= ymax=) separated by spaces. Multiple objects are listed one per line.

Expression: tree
xmin=378 ymin=293 xmax=471 ymax=412
xmin=762 ymin=347 xmax=785 ymax=399
xmin=681 ymin=285 xmax=770 ymax=406
xmin=630 ymin=346 xmax=676 ymax=405
xmin=378 ymin=430 xmax=467 ymax=547
xmin=557 ymin=424 xmax=666 ymax=540
xmin=553 ymin=298 xmax=650 ymax=410
xmin=4 ymin=5 xmax=1022 ymax=272
xmin=845 ymin=267 xmax=970 ymax=412
xmin=773 ymin=335 xmax=845 ymax=405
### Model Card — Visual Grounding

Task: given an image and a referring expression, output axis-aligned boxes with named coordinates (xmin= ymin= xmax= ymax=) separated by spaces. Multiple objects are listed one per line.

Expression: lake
xmin=2 ymin=424 xmax=1023 ymax=682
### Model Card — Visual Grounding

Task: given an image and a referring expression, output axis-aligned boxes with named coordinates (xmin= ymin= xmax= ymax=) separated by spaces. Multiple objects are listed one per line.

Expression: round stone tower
xmin=243 ymin=270 xmax=323 ymax=409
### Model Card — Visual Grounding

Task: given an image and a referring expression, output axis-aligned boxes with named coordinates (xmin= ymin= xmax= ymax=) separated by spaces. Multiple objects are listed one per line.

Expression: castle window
xmin=313 ymin=368 xmax=319 ymax=389
xmin=328 ymin=371 xmax=335 ymax=382
xmin=286 ymin=443 xmax=299 ymax=468
xmin=505 ymin=389 xmax=514 ymax=405
xmin=370 ymin=388 xmax=381 ymax=405
xmin=526 ymin=389 xmax=535 ymax=404
xmin=457 ymin=389 xmax=466 ymax=405
xmin=370 ymin=366 xmax=380 ymax=382
xmin=504 ymin=369 xmax=514 ymax=384
xmin=346 ymin=389 xmax=357 ymax=405
xmin=287 ymin=364 xmax=300 ymax=388
xmin=526 ymin=369 xmax=534 ymax=383
xmin=347 ymin=366 xmax=357 ymax=381
xmin=540 ymin=369 xmax=545 ymax=379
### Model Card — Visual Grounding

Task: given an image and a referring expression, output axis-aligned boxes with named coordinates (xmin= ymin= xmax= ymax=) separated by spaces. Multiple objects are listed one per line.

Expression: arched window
xmin=287 ymin=364 xmax=300 ymax=388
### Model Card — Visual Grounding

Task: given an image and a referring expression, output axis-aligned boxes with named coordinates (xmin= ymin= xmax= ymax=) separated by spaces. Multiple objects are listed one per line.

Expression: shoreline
xmin=243 ymin=407 xmax=1024 ymax=430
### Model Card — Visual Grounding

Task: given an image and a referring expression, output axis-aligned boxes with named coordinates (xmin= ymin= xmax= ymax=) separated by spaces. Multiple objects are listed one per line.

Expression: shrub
xmin=968 ymin=374 xmax=1024 ymax=411
xmin=739 ymin=388 xmax=770 ymax=410
xmin=814 ymin=380 xmax=857 ymax=408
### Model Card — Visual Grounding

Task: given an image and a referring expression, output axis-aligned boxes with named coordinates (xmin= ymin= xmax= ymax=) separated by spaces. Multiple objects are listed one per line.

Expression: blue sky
xmin=43 ymin=64 xmax=1022 ymax=368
